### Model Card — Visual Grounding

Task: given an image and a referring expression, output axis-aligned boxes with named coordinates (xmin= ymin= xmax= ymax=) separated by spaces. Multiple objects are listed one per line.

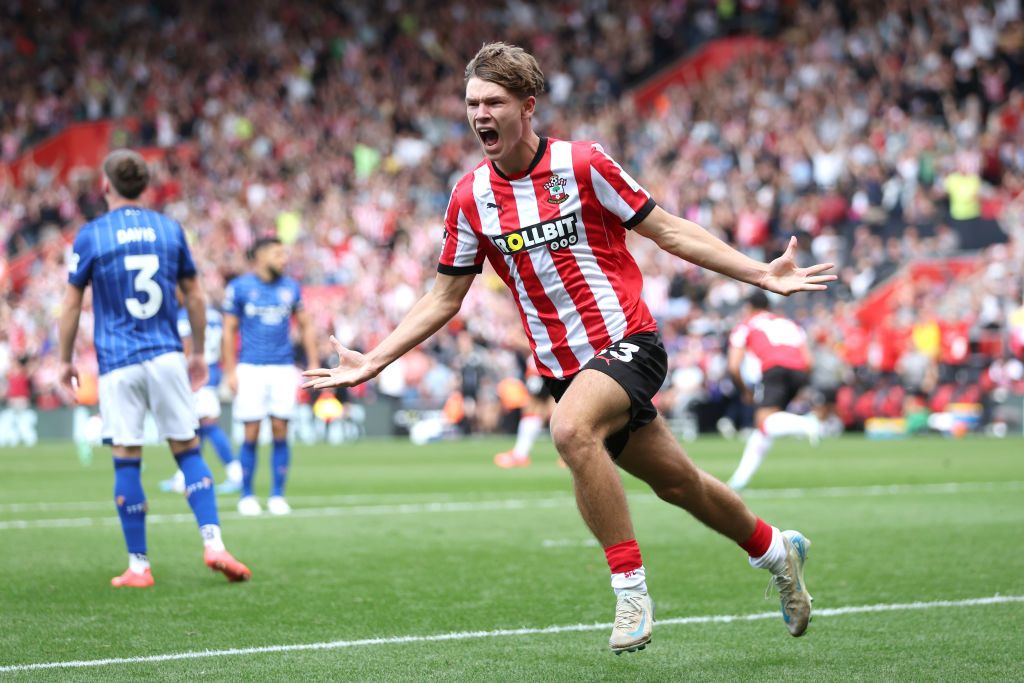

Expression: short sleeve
xmin=589 ymin=143 xmax=655 ymax=229
xmin=224 ymin=279 xmax=241 ymax=317
xmin=437 ymin=185 xmax=484 ymax=276
xmin=67 ymin=226 xmax=94 ymax=289
xmin=729 ymin=323 xmax=750 ymax=349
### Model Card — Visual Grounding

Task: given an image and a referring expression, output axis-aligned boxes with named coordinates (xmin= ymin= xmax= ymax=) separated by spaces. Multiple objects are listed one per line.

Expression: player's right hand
xmin=302 ymin=336 xmax=378 ymax=390
xmin=58 ymin=362 xmax=79 ymax=399
xmin=226 ymin=369 xmax=237 ymax=394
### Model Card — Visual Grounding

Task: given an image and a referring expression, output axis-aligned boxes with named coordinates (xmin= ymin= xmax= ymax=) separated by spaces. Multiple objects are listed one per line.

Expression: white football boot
xmin=609 ymin=590 xmax=654 ymax=654
xmin=267 ymin=495 xmax=292 ymax=516
xmin=769 ymin=530 xmax=813 ymax=636
xmin=237 ymin=495 xmax=263 ymax=516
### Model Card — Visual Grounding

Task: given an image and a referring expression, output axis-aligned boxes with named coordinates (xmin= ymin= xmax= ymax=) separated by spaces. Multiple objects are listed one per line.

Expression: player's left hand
xmin=302 ymin=336 xmax=379 ymax=390
xmin=187 ymin=353 xmax=209 ymax=391
xmin=758 ymin=236 xmax=837 ymax=296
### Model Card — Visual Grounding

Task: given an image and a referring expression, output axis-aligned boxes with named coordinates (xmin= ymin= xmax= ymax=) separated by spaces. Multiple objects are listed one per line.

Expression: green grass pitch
xmin=1 ymin=434 xmax=1022 ymax=681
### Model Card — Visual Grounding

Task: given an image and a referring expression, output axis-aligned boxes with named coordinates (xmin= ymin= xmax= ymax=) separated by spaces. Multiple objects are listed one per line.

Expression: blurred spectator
xmin=1 ymin=0 xmax=1022 ymax=434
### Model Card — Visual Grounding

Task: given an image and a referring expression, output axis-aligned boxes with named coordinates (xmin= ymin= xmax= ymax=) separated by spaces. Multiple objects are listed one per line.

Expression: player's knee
xmin=549 ymin=416 xmax=599 ymax=460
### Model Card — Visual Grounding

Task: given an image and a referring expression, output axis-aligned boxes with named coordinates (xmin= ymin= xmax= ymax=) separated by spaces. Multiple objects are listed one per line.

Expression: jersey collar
xmin=490 ymin=136 xmax=548 ymax=182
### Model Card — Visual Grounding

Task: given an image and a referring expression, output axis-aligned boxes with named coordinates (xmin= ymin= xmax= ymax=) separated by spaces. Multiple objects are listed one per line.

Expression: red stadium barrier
xmin=854 ymin=256 xmax=984 ymax=330
xmin=632 ymin=36 xmax=781 ymax=110
xmin=2 ymin=120 xmax=139 ymax=187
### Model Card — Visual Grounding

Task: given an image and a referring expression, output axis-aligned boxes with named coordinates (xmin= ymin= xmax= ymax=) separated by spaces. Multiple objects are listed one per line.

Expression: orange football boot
xmin=204 ymin=548 xmax=252 ymax=582
xmin=494 ymin=451 xmax=531 ymax=468
xmin=111 ymin=567 xmax=154 ymax=588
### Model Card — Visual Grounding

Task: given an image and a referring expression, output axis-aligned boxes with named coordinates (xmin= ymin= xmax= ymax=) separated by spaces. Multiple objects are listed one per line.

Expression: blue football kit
xmin=68 ymin=206 xmax=195 ymax=375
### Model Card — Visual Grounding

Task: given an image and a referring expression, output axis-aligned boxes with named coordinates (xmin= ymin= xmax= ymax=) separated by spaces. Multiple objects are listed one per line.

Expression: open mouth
xmin=478 ymin=128 xmax=499 ymax=149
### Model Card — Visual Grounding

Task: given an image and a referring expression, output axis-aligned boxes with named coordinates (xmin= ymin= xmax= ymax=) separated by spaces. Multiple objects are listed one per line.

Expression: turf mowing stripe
xmin=1 ymin=595 xmax=1021 ymax=673
xmin=2 ymin=481 xmax=1022 ymax=530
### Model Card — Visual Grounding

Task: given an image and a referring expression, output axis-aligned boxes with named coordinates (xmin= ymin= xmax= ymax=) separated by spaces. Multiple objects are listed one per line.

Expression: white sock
xmin=512 ymin=415 xmax=543 ymax=458
xmin=611 ymin=565 xmax=647 ymax=596
xmin=763 ymin=412 xmax=814 ymax=438
xmin=201 ymin=524 xmax=225 ymax=552
xmin=226 ymin=460 xmax=243 ymax=484
xmin=128 ymin=553 xmax=150 ymax=574
xmin=748 ymin=527 xmax=787 ymax=574
xmin=728 ymin=430 xmax=773 ymax=489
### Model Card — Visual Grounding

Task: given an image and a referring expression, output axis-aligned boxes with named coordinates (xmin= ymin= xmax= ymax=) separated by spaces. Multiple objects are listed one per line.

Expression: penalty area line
xmin=1 ymin=594 xmax=1021 ymax=673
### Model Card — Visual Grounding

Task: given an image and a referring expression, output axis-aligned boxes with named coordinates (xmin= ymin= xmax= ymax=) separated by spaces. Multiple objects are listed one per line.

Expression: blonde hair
xmin=464 ymin=42 xmax=545 ymax=99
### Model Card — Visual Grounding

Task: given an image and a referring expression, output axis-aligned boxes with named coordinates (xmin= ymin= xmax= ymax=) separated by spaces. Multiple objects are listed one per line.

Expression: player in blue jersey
xmin=222 ymin=236 xmax=318 ymax=516
xmin=161 ymin=301 xmax=244 ymax=494
xmin=57 ymin=149 xmax=251 ymax=588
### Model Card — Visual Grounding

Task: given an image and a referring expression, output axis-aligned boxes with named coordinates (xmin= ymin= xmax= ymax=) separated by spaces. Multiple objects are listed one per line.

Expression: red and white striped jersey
xmin=729 ymin=311 xmax=810 ymax=372
xmin=438 ymin=137 xmax=657 ymax=379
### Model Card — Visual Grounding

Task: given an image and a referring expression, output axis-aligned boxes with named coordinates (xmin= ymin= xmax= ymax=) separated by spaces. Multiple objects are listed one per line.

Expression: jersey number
xmin=124 ymin=255 xmax=163 ymax=320
xmin=606 ymin=342 xmax=641 ymax=363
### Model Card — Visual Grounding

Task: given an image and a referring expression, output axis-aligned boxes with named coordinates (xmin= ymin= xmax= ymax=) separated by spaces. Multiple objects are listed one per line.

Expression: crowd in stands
xmin=2 ymin=0 xmax=1023 ymax=434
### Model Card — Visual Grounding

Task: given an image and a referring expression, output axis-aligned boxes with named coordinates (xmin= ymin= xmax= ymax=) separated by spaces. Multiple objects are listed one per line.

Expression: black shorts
xmin=757 ymin=366 xmax=810 ymax=410
xmin=543 ymin=331 xmax=668 ymax=458
xmin=525 ymin=374 xmax=551 ymax=400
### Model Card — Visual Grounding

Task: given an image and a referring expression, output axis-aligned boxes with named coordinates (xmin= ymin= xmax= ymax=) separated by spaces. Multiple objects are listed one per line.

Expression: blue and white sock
xmin=113 ymin=457 xmax=147 ymax=556
xmin=271 ymin=439 xmax=290 ymax=497
xmin=174 ymin=447 xmax=224 ymax=551
xmin=239 ymin=441 xmax=257 ymax=497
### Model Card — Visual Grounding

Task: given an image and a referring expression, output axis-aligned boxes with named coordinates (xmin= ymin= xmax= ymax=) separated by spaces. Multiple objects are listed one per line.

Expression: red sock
xmin=739 ymin=518 xmax=773 ymax=557
xmin=604 ymin=539 xmax=643 ymax=574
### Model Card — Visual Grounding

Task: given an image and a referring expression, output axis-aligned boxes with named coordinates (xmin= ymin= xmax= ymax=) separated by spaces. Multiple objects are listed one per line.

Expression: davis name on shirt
xmin=116 ymin=227 xmax=158 ymax=244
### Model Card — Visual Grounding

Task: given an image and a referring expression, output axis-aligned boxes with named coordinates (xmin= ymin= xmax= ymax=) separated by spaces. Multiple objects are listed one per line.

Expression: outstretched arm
xmin=303 ymin=272 xmax=475 ymax=390
xmin=634 ymin=206 xmax=836 ymax=295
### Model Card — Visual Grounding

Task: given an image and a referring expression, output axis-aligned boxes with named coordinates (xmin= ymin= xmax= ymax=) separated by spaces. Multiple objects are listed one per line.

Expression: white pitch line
xmin=0 ymin=497 xmax=577 ymax=531
xmin=2 ymin=480 xmax=1022 ymax=531
xmin=1 ymin=595 xmax=1021 ymax=673
xmin=0 ymin=490 xmax=563 ymax=514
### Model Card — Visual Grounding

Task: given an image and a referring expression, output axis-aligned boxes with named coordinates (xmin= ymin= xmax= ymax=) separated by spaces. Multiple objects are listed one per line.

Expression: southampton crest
xmin=543 ymin=174 xmax=569 ymax=204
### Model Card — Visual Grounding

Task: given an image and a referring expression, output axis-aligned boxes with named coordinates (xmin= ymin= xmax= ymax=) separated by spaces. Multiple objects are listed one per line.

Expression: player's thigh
xmin=758 ymin=369 xmax=791 ymax=412
xmin=194 ymin=386 xmax=222 ymax=420
xmin=144 ymin=352 xmax=199 ymax=442
xmin=549 ymin=369 xmax=631 ymax=445
xmin=233 ymin=363 xmax=269 ymax=422
xmin=98 ymin=364 xmax=149 ymax=447
xmin=267 ymin=365 xmax=298 ymax=420
xmin=616 ymin=416 xmax=702 ymax=495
